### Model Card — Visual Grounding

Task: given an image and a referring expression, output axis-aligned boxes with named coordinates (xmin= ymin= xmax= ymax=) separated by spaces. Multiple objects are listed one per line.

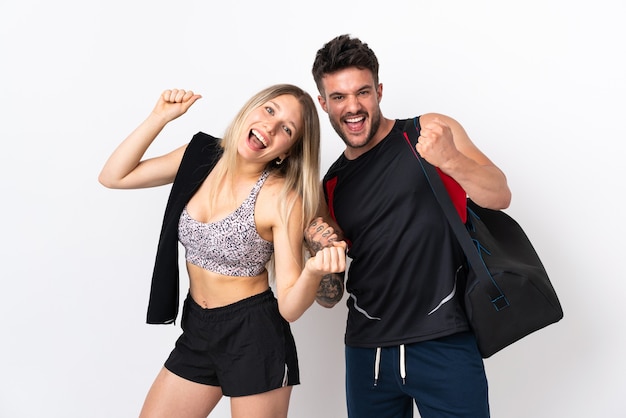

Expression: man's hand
xmin=416 ymin=117 xmax=461 ymax=169
xmin=305 ymin=217 xmax=346 ymax=307
xmin=305 ymin=217 xmax=338 ymax=255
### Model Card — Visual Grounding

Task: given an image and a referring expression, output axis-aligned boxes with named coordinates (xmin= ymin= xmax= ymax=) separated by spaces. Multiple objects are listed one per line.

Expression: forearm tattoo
xmin=316 ymin=271 xmax=345 ymax=307
xmin=305 ymin=218 xmax=345 ymax=306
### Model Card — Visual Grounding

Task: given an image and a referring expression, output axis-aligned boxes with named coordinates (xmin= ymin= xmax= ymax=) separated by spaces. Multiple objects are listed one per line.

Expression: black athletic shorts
xmin=164 ymin=289 xmax=300 ymax=397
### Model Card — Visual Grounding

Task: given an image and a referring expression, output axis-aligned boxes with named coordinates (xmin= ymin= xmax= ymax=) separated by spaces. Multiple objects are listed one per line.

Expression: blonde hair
xmin=211 ymin=84 xmax=321 ymax=231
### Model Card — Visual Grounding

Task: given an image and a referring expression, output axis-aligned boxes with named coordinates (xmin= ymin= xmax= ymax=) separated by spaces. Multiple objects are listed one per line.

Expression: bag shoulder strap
xmin=402 ymin=118 xmax=507 ymax=308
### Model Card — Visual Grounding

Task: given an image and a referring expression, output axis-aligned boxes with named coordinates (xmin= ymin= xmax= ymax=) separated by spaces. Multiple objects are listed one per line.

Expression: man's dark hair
xmin=312 ymin=34 xmax=379 ymax=96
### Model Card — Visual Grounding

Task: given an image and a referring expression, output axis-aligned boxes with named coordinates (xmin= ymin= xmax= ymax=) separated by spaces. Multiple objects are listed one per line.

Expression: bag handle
xmin=402 ymin=118 xmax=509 ymax=311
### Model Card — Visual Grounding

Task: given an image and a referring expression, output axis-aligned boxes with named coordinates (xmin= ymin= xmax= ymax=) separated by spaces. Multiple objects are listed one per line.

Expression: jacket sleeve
xmin=146 ymin=132 xmax=222 ymax=324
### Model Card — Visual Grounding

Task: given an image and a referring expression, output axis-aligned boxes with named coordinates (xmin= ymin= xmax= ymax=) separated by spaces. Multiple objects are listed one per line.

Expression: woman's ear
xmin=275 ymin=154 xmax=289 ymax=165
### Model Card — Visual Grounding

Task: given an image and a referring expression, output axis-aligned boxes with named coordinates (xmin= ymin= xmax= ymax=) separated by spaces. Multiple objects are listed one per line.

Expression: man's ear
xmin=317 ymin=95 xmax=329 ymax=113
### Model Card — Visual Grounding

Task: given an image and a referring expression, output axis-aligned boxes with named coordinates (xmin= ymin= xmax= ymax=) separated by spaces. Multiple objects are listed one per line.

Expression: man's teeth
xmin=345 ymin=116 xmax=364 ymax=123
xmin=252 ymin=130 xmax=267 ymax=147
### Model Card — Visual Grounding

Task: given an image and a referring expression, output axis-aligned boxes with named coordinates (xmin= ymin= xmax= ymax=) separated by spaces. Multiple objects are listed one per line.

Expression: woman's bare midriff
xmin=186 ymin=262 xmax=270 ymax=309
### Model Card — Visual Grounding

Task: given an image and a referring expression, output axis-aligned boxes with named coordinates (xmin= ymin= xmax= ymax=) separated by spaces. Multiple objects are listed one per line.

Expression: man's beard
xmin=331 ymin=111 xmax=381 ymax=150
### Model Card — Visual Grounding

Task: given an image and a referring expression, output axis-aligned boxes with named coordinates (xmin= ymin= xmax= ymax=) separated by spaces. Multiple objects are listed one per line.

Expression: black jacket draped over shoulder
xmin=147 ymin=132 xmax=222 ymax=324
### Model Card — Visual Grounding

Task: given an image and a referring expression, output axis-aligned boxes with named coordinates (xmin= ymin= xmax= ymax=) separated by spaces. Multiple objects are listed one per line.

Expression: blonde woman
xmin=99 ymin=84 xmax=346 ymax=418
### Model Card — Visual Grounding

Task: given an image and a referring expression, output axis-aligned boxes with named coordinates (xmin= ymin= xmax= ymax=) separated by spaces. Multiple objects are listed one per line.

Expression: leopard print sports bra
xmin=178 ymin=170 xmax=274 ymax=276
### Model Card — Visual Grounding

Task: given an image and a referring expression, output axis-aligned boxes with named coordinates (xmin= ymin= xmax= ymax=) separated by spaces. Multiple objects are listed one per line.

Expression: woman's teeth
xmin=252 ymin=129 xmax=267 ymax=147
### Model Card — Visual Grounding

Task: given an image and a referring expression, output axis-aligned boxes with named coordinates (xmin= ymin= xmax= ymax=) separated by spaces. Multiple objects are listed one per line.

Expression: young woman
xmin=99 ymin=84 xmax=346 ymax=418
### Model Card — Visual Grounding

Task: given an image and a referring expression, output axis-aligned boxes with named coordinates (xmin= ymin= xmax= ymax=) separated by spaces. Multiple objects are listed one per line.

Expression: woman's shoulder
xmin=259 ymin=173 xmax=301 ymax=213
xmin=188 ymin=131 xmax=220 ymax=148
xmin=181 ymin=132 xmax=222 ymax=163
xmin=254 ymin=172 xmax=301 ymax=237
xmin=261 ymin=172 xmax=289 ymax=200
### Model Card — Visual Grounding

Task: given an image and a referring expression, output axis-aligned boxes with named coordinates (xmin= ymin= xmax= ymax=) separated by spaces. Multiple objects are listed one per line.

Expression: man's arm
xmin=305 ymin=186 xmax=346 ymax=307
xmin=316 ymin=272 xmax=345 ymax=308
xmin=305 ymin=216 xmax=345 ymax=308
xmin=417 ymin=113 xmax=512 ymax=210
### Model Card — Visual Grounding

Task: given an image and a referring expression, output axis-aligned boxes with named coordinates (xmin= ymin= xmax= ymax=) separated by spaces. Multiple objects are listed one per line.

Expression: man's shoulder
xmin=417 ymin=112 xmax=459 ymax=126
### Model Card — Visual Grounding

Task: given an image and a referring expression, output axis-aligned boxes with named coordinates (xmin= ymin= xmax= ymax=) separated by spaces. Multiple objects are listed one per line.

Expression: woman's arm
xmin=98 ymin=89 xmax=201 ymax=189
xmin=272 ymin=195 xmax=347 ymax=322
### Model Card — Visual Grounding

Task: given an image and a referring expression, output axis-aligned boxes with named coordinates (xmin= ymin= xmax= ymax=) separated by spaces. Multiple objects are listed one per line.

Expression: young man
xmin=307 ymin=34 xmax=511 ymax=418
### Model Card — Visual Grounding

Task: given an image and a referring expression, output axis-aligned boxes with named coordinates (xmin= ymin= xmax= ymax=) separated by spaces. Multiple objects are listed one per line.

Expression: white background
xmin=1 ymin=0 xmax=624 ymax=417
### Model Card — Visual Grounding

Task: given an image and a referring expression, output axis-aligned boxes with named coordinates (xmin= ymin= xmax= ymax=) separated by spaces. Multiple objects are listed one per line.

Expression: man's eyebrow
xmin=328 ymin=84 xmax=372 ymax=97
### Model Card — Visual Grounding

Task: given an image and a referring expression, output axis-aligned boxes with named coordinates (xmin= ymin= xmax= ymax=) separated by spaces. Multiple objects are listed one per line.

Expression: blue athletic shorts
xmin=345 ymin=332 xmax=489 ymax=418
xmin=164 ymin=289 xmax=300 ymax=397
